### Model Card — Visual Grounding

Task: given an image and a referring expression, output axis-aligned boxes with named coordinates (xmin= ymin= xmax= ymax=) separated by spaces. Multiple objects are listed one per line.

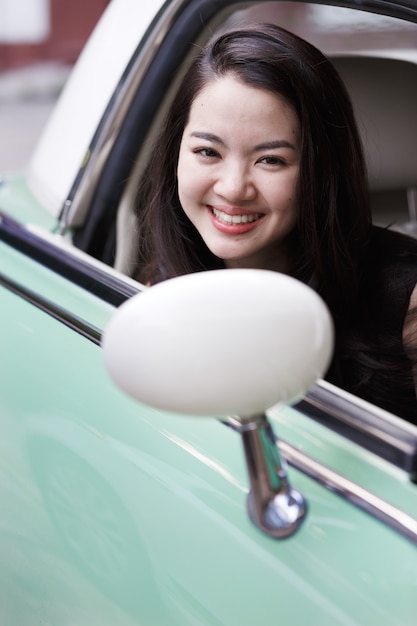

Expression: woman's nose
xmin=213 ymin=162 xmax=256 ymax=202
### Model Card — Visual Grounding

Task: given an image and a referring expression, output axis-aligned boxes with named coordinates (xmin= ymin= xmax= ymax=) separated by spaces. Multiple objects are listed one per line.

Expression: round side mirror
xmin=102 ymin=269 xmax=334 ymax=418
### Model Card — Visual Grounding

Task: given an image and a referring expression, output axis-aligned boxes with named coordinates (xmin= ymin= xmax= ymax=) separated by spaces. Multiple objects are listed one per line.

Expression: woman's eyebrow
xmin=190 ymin=132 xmax=296 ymax=151
xmin=190 ymin=131 xmax=225 ymax=145
xmin=254 ymin=139 xmax=296 ymax=151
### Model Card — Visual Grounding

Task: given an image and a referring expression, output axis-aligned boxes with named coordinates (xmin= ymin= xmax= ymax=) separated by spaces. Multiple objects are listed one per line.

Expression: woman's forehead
xmin=186 ymin=75 xmax=300 ymax=144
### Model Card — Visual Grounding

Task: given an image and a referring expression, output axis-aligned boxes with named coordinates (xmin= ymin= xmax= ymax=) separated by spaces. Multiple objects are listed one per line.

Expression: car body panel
xmin=1 ymin=0 xmax=417 ymax=623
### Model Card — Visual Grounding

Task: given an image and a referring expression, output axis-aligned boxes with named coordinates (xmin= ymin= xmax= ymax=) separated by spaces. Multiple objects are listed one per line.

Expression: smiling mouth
xmin=212 ymin=207 xmax=262 ymax=225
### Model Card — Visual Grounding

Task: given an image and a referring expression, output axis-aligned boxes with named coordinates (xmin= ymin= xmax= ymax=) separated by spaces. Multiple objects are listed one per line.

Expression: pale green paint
xmin=0 ymin=174 xmax=57 ymax=231
xmin=1 ymin=241 xmax=417 ymax=625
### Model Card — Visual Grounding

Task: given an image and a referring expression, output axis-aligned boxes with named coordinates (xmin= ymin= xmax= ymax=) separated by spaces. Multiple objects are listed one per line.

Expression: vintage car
xmin=1 ymin=0 xmax=417 ymax=624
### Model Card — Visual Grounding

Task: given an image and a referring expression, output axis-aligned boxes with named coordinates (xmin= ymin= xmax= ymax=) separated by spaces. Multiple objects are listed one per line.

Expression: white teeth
xmin=212 ymin=208 xmax=260 ymax=224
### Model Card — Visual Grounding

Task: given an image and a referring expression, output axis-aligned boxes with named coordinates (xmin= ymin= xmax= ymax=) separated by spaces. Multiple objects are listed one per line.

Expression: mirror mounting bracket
xmin=231 ymin=413 xmax=307 ymax=539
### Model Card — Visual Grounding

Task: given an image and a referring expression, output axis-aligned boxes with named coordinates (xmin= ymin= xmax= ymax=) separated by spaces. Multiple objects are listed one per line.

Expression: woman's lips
xmin=208 ymin=206 xmax=264 ymax=234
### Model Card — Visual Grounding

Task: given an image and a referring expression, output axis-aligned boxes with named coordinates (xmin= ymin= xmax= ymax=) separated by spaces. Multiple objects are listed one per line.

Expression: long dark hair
xmin=135 ymin=23 xmax=417 ymax=422
xmin=136 ymin=23 xmax=371 ymax=319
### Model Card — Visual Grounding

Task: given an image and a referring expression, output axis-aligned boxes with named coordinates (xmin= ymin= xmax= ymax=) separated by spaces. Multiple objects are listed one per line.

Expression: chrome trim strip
xmin=0 ymin=212 xmax=141 ymax=306
xmin=0 ymin=273 xmax=101 ymax=345
xmin=224 ymin=416 xmax=417 ymax=545
xmin=300 ymin=380 xmax=417 ymax=473
xmin=308 ymin=379 xmax=417 ymax=439
xmin=280 ymin=440 xmax=417 ymax=545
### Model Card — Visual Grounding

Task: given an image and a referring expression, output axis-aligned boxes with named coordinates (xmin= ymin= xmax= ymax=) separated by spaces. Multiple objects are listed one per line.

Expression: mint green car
xmin=1 ymin=1 xmax=417 ymax=624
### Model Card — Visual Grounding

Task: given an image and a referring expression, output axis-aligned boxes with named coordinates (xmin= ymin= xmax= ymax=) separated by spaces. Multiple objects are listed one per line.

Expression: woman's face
xmin=177 ymin=74 xmax=301 ymax=271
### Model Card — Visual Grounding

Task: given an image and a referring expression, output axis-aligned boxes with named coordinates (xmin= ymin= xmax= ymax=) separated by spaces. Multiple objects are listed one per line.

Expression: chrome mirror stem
xmin=240 ymin=413 xmax=307 ymax=539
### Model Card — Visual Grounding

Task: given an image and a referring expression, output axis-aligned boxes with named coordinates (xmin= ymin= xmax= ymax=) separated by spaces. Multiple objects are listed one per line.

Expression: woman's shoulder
xmin=359 ymin=226 xmax=417 ymax=313
xmin=370 ymin=225 xmax=417 ymax=258
xmin=368 ymin=226 xmax=417 ymax=279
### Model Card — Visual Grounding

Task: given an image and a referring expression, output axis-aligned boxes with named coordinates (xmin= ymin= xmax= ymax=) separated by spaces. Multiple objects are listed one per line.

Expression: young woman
xmin=135 ymin=23 xmax=417 ymax=423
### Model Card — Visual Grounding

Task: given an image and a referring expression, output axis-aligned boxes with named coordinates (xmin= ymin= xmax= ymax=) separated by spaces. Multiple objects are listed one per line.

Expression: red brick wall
xmin=0 ymin=0 xmax=110 ymax=70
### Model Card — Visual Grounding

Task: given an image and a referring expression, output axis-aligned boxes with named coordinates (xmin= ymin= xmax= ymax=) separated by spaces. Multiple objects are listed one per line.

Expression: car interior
xmin=331 ymin=53 xmax=417 ymax=232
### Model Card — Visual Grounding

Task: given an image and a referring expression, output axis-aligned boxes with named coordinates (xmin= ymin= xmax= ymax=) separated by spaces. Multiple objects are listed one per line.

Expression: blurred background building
xmin=0 ymin=0 xmax=110 ymax=70
xmin=0 ymin=0 xmax=110 ymax=171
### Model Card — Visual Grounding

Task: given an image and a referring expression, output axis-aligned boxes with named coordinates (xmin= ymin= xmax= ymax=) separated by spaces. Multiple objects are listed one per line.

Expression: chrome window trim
xmin=0 ymin=272 xmax=101 ymax=345
xmin=280 ymin=438 xmax=417 ymax=545
xmin=0 ymin=212 xmax=141 ymax=306
xmin=300 ymin=381 xmax=417 ymax=473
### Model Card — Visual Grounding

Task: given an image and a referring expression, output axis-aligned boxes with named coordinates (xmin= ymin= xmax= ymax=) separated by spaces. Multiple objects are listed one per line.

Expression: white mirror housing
xmin=102 ymin=269 xmax=334 ymax=418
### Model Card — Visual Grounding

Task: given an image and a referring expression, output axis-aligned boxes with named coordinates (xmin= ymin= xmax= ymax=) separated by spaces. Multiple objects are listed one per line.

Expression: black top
xmin=327 ymin=226 xmax=417 ymax=424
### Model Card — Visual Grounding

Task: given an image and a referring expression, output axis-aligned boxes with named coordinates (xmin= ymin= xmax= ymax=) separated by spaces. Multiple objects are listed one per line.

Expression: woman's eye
xmin=258 ymin=156 xmax=286 ymax=166
xmin=194 ymin=147 xmax=220 ymax=159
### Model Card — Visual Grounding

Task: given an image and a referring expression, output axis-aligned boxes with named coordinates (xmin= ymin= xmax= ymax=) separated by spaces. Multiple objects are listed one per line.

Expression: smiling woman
xmin=177 ymin=76 xmax=300 ymax=272
xmin=134 ymin=22 xmax=417 ymax=423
